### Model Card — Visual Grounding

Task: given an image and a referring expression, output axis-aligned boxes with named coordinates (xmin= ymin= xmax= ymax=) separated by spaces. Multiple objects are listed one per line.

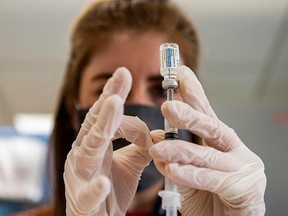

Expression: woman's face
xmin=78 ymin=31 xmax=182 ymax=108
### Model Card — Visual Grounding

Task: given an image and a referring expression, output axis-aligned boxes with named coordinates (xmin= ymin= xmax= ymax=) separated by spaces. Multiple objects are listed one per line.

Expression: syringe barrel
xmin=164 ymin=88 xmax=178 ymax=136
xmin=159 ymin=43 xmax=182 ymax=215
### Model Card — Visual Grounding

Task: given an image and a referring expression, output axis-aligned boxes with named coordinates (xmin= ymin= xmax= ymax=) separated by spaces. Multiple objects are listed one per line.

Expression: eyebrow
xmin=91 ymin=72 xmax=113 ymax=82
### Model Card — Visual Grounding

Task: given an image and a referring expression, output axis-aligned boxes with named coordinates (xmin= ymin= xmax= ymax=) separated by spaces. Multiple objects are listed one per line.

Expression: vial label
xmin=160 ymin=46 xmax=180 ymax=70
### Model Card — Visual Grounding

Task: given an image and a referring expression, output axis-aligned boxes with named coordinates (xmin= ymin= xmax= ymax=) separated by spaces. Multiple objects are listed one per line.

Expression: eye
xmin=90 ymin=86 xmax=104 ymax=102
xmin=92 ymin=80 xmax=107 ymax=98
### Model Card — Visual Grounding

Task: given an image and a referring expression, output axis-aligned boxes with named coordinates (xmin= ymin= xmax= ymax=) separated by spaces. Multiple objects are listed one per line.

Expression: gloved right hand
xmin=149 ymin=66 xmax=266 ymax=216
xmin=64 ymin=67 xmax=154 ymax=215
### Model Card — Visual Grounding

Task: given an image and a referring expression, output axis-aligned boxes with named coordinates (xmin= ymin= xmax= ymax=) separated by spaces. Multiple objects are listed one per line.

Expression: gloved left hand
xmin=64 ymin=67 xmax=154 ymax=215
xmin=149 ymin=66 xmax=266 ymax=215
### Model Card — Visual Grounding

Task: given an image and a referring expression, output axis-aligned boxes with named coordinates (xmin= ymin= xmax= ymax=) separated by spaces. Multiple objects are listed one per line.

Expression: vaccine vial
xmin=160 ymin=43 xmax=180 ymax=79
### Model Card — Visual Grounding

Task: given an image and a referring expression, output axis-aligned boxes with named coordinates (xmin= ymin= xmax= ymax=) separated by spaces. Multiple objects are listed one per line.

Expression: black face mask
xmin=76 ymin=104 xmax=194 ymax=192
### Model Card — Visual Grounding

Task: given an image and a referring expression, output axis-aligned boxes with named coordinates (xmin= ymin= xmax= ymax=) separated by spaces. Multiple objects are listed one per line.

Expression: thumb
xmin=114 ymin=144 xmax=151 ymax=176
xmin=115 ymin=115 xmax=154 ymax=150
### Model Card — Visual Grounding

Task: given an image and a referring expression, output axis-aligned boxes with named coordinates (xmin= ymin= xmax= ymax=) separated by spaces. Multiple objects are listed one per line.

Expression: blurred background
xmin=0 ymin=0 xmax=287 ymax=215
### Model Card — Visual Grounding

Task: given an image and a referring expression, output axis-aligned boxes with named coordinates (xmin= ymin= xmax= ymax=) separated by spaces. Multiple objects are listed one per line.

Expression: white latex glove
xmin=149 ymin=66 xmax=266 ymax=216
xmin=64 ymin=67 xmax=154 ymax=216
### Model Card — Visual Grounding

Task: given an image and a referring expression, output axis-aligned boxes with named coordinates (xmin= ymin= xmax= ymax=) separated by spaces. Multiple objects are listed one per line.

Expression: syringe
xmin=158 ymin=43 xmax=181 ymax=216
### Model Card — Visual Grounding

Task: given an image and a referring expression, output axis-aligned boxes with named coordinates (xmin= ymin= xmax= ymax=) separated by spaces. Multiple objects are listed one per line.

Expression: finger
xmin=114 ymin=115 xmax=154 ymax=150
xmin=177 ymin=66 xmax=217 ymax=119
xmin=153 ymin=159 xmax=166 ymax=176
xmin=80 ymin=95 xmax=124 ymax=157
xmin=161 ymin=100 xmax=242 ymax=151
xmin=149 ymin=140 xmax=243 ymax=172
xmin=77 ymin=175 xmax=111 ymax=215
xmin=165 ymin=163 xmax=224 ymax=192
xmin=72 ymin=95 xmax=123 ymax=179
xmin=76 ymin=67 xmax=132 ymax=146
xmin=148 ymin=130 xmax=169 ymax=176
xmin=165 ymin=163 xmax=265 ymax=196
xmin=113 ymin=144 xmax=152 ymax=187
xmin=89 ymin=67 xmax=132 ymax=115
xmin=112 ymin=128 xmax=163 ymax=181
xmin=150 ymin=129 xmax=165 ymax=143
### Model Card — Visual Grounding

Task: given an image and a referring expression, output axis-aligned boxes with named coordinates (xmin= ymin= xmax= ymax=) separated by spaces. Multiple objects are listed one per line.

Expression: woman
xmin=16 ymin=0 xmax=266 ymax=215
xmin=52 ymin=1 xmax=200 ymax=215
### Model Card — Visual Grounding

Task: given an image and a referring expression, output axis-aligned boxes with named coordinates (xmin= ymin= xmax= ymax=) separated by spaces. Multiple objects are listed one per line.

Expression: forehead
xmin=87 ymin=31 xmax=169 ymax=76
